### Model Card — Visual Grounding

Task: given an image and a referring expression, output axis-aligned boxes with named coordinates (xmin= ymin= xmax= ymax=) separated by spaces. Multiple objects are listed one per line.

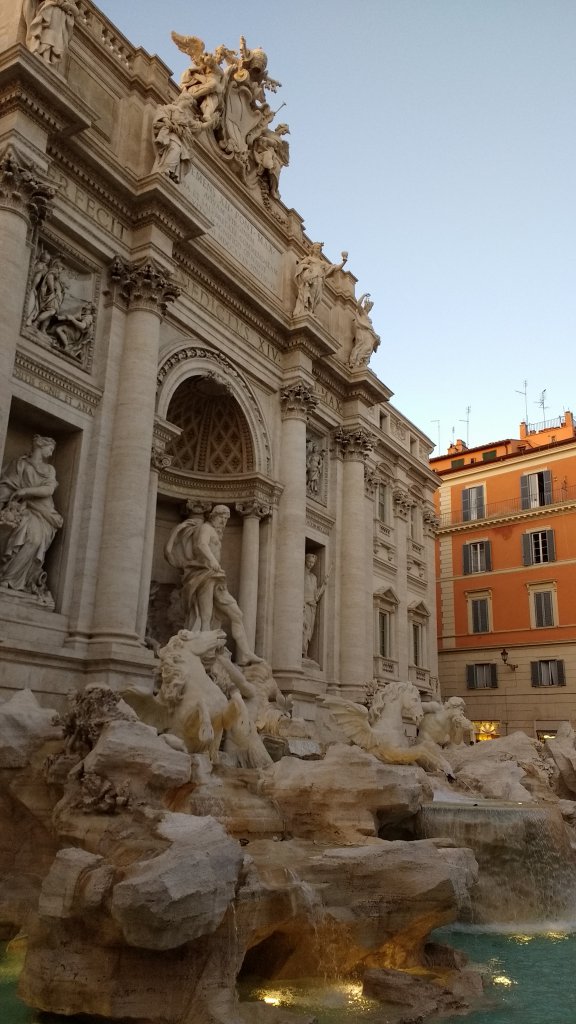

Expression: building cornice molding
xmin=13 ymin=348 xmax=102 ymax=416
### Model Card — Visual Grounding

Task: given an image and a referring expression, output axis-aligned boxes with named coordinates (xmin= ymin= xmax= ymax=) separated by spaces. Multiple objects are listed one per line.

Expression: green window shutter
xmin=530 ymin=661 xmax=540 ymax=686
xmin=520 ymin=475 xmax=531 ymax=509
xmin=466 ymin=665 xmax=475 ymax=689
xmin=490 ymin=663 xmax=498 ymax=687
xmin=557 ymin=660 xmax=566 ymax=686
xmin=522 ymin=534 xmax=532 ymax=566
xmin=476 ymin=486 xmax=485 ymax=518
xmin=542 ymin=470 xmax=552 ymax=505
xmin=463 ymin=544 xmax=471 ymax=574
xmin=546 ymin=529 xmax=556 ymax=562
xmin=485 ymin=542 xmax=492 ymax=571
xmin=462 ymin=488 xmax=471 ymax=521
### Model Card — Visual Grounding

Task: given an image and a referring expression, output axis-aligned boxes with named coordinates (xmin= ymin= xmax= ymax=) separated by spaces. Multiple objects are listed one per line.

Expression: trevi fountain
xmin=1 ymin=3 xmax=576 ymax=1024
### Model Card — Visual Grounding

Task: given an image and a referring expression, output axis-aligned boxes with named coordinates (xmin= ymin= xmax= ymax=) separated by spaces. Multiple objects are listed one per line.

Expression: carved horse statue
xmin=324 ymin=679 xmax=455 ymax=778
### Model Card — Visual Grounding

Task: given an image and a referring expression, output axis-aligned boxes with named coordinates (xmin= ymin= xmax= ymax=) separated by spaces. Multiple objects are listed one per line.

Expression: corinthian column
xmin=335 ymin=427 xmax=374 ymax=697
xmin=91 ymin=257 xmax=179 ymax=645
xmin=0 ymin=146 xmax=56 ymax=453
xmin=235 ymin=501 xmax=271 ymax=650
xmin=273 ymin=382 xmax=318 ymax=680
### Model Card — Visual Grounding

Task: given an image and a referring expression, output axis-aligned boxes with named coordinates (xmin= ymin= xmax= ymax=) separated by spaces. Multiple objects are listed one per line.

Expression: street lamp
xmin=500 ymin=648 xmax=518 ymax=671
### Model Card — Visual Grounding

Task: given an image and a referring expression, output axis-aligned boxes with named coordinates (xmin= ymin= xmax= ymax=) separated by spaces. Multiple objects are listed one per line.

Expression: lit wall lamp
xmin=500 ymin=648 xmax=518 ymax=671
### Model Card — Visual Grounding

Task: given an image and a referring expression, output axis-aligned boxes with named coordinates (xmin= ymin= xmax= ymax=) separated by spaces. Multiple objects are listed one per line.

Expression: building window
xmin=522 ymin=529 xmax=555 ymax=566
xmin=412 ymin=622 xmax=423 ymax=666
xmin=451 ymin=458 xmax=465 ymax=469
xmin=409 ymin=504 xmax=421 ymax=541
xmin=468 ymin=593 xmax=491 ymax=633
xmin=466 ymin=664 xmax=498 ymax=689
xmin=378 ymin=611 xmax=391 ymax=658
xmin=520 ymin=470 xmax=552 ymax=509
xmin=474 ymin=720 xmax=501 ymax=741
xmin=377 ymin=483 xmax=388 ymax=523
xmin=462 ymin=485 xmax=485 ymax=521
xmin=531 ymin=660 xmax=565 ymax=687
xmin=531 ymin=588 xmax=555 ymax=628
xmin=482 ymin=450 xmax=497 ymax=462
xmin=463 ymin=540 xmax=492 ymax=574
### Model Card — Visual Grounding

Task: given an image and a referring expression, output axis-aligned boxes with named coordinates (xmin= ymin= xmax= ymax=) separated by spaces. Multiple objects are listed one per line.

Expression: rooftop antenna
xmin=515 ymin=380 xmax=528 ymax=423
xmin=459 ymin=406 xmax=471 ymax=447
xmin=536 ymin=389 xmax=548 ymax=422
xmin=451 ymin=425 xmax=455 ymax=446
xmin=431 ymin=419 xmax=440 ymax=453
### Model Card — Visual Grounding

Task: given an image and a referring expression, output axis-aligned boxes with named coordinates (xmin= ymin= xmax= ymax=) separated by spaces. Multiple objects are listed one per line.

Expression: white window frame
xmin=462 ymin=484 xmax=486 ymax=522
xmin=408 ymin=600 xmax=430 ymax=669
xmin=527 ymin=582 xmax=557 ymax=629
xmin=466 ymin=589 xmax=492 ymax=634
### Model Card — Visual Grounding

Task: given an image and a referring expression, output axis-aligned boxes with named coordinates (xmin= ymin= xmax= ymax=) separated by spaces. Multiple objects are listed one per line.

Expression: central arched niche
xmin=166 ymin=375 xmax=255 ymax=474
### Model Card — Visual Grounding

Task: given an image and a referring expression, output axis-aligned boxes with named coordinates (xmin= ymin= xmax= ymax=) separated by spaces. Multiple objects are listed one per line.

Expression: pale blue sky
xmin=98 ymin=0 xmax=576 ymax=452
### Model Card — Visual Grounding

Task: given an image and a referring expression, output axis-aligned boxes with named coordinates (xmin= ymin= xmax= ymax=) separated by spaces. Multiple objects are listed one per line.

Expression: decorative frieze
xmin=13 ymin=350 xmax=102 ymax=416
xmin=333 ymin=427 xmax=374 ymax=462
xmin=392 ymin=485 xmax=413 ymax=519
xmin=109 ymin=256 xmax=179 ymax=314
xmin=280 ymin=382 xmax=317 ymax=420
xmin=23 ymin=243 xmax=98 ymax=371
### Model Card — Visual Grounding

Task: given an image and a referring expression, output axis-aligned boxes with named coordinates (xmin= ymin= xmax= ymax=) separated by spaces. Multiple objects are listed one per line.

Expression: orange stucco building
xmin=431 ymin=411 xmax=576 ymax=739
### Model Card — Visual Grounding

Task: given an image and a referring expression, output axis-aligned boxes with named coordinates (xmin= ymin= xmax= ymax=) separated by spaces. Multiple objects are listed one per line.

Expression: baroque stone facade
xmin=0 ymin=1 xmax=439 ymax=710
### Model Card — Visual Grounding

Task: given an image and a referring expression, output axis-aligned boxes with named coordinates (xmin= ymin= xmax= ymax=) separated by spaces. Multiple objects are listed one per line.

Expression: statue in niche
xmin=302 ymin=553 xmax=330 ymax=658
xmin=0 ymin=435 xmax=63 ymax=603
xmin=349 ymin=293 xmax=380 ymax=368
xmin=306 ymin=440 xmax=325 ymax=497
xmin=164 ymin=504 xmax=262 ymax=666
xmin=23 ymin=0 xmax=78 ymax=68
xmin=293 ymin=243 xmax=348 ymax=317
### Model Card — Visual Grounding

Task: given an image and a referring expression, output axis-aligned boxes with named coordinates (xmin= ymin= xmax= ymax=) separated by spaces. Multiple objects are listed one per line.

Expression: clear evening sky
xmin=97 ymin=0 xmax=576 ymax=453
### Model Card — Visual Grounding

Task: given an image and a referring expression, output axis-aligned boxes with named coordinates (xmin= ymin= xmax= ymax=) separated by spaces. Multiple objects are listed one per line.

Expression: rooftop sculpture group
xmin=152 ymin=32 xmax=290 ymax=197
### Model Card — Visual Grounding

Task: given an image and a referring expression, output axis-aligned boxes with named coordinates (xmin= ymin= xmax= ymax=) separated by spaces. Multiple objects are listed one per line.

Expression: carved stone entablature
xmin=392 ymin=486 xmax=413 ymax=519
xmin=158 ymin=472 xmax=283 ymax=511
xmin=109 ymin=256 xmax=180 ymax=314
xmin=364 ymin=466 xmax=378 ymax=499
xmin=423 ymin=507 xmax=440 ymax=536
xmin=13 ymin=350 xmax=102 ymax=417
xmin=0 ymin=146 xmax=56 ymax=227
xmin=23 ymin=243 xmax=98 ymax=371
xmin=235 ymin=500 xmax=271 ymax=520
xmin=280 ymin=383 xmax=317 ymax=421
xmin=333 ymin=427 xmax=374 ymax=462
xmin=305 ymin=505 xmax=335 ymax=537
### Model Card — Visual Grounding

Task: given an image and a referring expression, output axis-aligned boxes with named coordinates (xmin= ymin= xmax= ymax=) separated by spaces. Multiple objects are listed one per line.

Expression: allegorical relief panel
xmin=306 ymin=432 xmax=328 ymax=505
xmin=23 ymin=243 xmax=99 ymax=371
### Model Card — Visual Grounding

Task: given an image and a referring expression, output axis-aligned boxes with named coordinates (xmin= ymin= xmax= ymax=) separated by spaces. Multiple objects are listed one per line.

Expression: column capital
xmin=235 ymin=500 xmax=272 ymax=520
xmin=392 ymin=485 xmax=413 ymax=519
xmin=364 ymin=465 xmax=378 ymax=499
xmin=109 ymin=256 xmax=180 ymax=314
xmin=0 ymin=145 xmax=57 ymax=226
xmin=150 ymin=437 xmax=173 ymax=473
xmin=423 ymin=506 xmax=440 ymax=536
xmin=280 ymin=382 xmax=318 ymax=420
xmin=333 ymin=426 xmax=374 ymax=462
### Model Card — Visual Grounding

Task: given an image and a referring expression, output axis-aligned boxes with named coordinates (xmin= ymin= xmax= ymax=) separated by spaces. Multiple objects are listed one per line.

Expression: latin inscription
xmin=182 ymin=166 xmax=282 ymax=295
xmin=50 ymin=170 xmax=128 ymax=241
xmin=178 ymin=274 xmax=281 ymax=364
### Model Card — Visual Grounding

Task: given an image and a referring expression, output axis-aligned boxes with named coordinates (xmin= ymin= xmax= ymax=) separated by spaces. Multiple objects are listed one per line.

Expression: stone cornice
xmin=285 ymin=316 xmax=341 ymax=362
xmin=321 ymin=354 xmax=393 ymax=407
xmin=305 ymin=505 xmax=336 ymax=535
xmin=0 ymin=45 xmax=94 ymax=137
xmin=13 ymin=348 xmax=102 ymax=416
xmin=158 ymin=472 xmax=283 ymax=509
